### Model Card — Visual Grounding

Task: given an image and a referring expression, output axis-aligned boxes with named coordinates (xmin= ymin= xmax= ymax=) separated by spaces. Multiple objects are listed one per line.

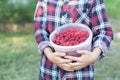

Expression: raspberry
xmin=53 ymin=27 xmax=89 ymax=46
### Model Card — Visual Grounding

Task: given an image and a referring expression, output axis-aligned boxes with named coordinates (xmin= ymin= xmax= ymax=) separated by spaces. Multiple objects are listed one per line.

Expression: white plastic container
xmin=49 ymin=23 xmax=93 ymax=56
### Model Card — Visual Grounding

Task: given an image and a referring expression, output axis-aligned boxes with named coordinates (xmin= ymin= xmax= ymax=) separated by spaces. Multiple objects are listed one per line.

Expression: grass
xmin=94 ymin=38 xmax=120 ymax=80
xmin=0 ymin=32 xmax=40 ymax=80
xmin=105 ymin=0 xmax=120 ymax=19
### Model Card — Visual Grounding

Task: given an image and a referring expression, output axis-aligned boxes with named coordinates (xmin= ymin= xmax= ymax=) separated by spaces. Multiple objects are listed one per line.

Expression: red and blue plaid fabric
xmin=34 ymin=0 xmax=113 ymax=80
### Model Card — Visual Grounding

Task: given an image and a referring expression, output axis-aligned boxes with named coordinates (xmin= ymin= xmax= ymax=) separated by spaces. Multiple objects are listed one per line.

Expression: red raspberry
xmin=53 ymin=27 xmax=89 ymax=46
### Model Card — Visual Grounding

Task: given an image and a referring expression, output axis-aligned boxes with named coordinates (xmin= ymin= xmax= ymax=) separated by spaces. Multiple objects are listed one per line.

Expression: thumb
xmin=76 ymin=50 xmax=88 ymax=55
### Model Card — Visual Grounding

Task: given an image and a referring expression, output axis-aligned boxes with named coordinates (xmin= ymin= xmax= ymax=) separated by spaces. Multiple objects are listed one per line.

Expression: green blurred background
xmin=0 ymin=0 xmax=120 ymax=80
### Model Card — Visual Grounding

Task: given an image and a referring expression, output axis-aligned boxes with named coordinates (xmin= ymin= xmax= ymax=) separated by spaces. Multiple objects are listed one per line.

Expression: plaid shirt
xmin=34 ymin=0 xmax=113 ymax=80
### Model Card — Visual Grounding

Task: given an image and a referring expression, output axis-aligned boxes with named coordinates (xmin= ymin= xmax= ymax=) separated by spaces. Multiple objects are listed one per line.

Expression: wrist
xmin=44 ymin=47 xmax=53 ymax=54
xmin=44 ymin=47 xmax=54 ymax=61
xmin=92 ymin=47 xmax=102 ymax=60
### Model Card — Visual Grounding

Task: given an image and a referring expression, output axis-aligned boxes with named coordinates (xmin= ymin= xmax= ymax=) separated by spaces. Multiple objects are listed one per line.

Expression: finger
xmin=63 ymin=67 xmax=74 ymax=71
xmin=64 ymin=56 xmax=78 ymax=61
xmin=62 ymin=59 xmax=73 ymax=63
xmin=57 ymin=57 xmax=73 ymax=64
xmin=58 ymin=64 xmax=74 ymax=71
xmin=64 ymin=68 xmax=74 ymax=71
xmin=76 ymin=50 xmax=88 ymax=55
xmin=68 ymin=62 xmax=85 ymax=70
xmin=54 ymin=52 xmax=66 ymax=57
xmin=72 ymin=65 xmax=84 ymax=71
xmin=59 ymin=63 xmax=70 ymax=67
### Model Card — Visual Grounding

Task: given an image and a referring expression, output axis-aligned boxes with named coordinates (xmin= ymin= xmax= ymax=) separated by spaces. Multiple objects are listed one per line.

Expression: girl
xmin=34 ymin=0 xmax=113 ymax=80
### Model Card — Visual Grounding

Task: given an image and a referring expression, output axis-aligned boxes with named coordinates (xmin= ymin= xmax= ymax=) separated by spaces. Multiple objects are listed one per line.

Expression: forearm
xmin=91 ymin=47 xmax=102 ymax=61
xmin=43 ymin=47 xmax=53 ymax=60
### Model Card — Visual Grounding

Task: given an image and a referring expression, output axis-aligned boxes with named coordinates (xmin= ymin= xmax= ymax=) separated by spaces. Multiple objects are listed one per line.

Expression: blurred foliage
xmin=104 ymin=0 xmax=120 ymax=19
xmin=0 ymin=0 xmax=37 ymax=24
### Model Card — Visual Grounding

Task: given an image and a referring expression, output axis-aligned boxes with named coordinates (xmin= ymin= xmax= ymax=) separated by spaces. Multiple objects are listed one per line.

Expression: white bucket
xmin=49 ymin=23 xmax=93 ymax=56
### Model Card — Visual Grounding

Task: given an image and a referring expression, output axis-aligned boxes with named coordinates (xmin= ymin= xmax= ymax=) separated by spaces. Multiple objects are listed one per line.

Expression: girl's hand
xmin=44 ymin=47 xmax=74 ymax=71
xmin=64 ymin=47 xmax=102 ymax=70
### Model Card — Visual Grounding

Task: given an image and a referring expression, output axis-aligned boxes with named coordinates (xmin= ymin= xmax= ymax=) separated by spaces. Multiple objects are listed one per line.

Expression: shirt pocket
xmin=60 ymin=9 xmax=73 ymax=25
xmin=70 ymin=8 xmax=91 ymax=25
